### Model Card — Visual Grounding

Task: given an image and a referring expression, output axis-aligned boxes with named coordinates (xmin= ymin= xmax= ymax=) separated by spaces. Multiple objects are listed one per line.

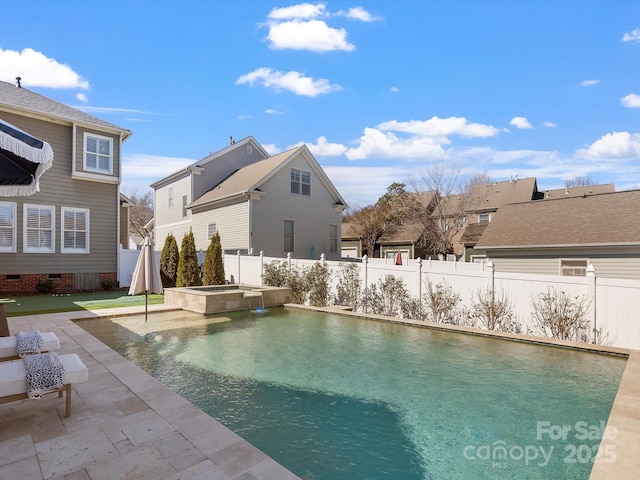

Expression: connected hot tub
xmin=163 ymin=284 xmax=290 ymax=314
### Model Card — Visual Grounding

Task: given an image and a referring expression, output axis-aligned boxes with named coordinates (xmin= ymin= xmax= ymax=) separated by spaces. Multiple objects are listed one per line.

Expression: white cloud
xmin=580 ymin=79 xmax=600 ymax=87
xmin=510 ymin=116 xmax=533 ymax=129
xmin=267 ymin=3 xmax=326 ymax=20
xmin=266 ymin=19 xmax=355 ymax=52
xmin=378 ymin=116 xmax=500 ymax=139
xmin=345 ymin=127 xmax=446 ymax=161
xmin=302 ymin=136 xmax=348 ymax=156
xmin=389 ymin=86 xmax=399 ymax=92
xmin=576 ymin=132 xmax=640 ymax=159
xmin=121 ymin=154 xmax=196 ymax=192
xmin=335 ymin=7 xmax=382 ymax=22
xmin=542 ymin=121 xmax=557 ymax=128
xmin=265 ymin=108 xmax=283 ymax=115
xmin=622 ymin=28 xmax=640 ymax=42
xmin=0 ymin=48 xmax=89 ymax=89
xmin=621 ymin=93 xmax=640 ymax=108
xmin=76 ymin=93 xmax=88 ymax=103
xmin=262 ymin=144 xmax=280 ymax=155
xmin=236 ymin=67 xmax=341 ymax=97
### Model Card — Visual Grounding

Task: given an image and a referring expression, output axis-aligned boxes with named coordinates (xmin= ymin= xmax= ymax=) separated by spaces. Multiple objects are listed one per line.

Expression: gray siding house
xmin=476 ymin=189 xmax=640 ymax=279
xmin=0 ymin=80 xmax=131 ymax=293
xmin=152 ymin=137 xmax=347 ymax=261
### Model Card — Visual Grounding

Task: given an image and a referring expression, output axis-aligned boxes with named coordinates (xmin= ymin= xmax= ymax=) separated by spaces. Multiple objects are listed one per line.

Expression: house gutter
xmin=479 ymin=241 xmax=640 ymax=250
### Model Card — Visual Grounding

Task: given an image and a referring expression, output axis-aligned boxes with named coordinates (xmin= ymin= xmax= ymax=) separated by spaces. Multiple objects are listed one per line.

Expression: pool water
xmin=78 ymin=308 xmax=626 ymax=480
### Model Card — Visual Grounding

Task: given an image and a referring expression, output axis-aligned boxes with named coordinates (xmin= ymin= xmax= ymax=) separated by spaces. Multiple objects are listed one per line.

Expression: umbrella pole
xmin=145 ymin=290 xmax=148 ymax=322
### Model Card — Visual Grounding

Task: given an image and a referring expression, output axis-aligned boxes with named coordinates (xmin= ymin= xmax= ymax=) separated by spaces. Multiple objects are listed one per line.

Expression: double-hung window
xmin=62 ymin=207 xmax=89 ymax=253
xmin=0 ymin=202 xmax=16 ymax=253
xmin=291 ymin=168 xmax=311 ymax=196
xmin=84 ymin=133 xmax=113 ymax=174
xmin=284 ymin=220 xmax=294 ymax=252
xmin=24 ymin=204 xmax=54 ymax=253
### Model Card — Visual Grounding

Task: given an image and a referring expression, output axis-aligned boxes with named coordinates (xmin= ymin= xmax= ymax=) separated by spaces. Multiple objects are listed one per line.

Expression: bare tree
xmin=565 ymin=175 xmax=595 ymax=188
xmin=410 ymin=163 xmax=489 ymax=255
xmin=349 ymin=204 xmax=389 ymax=257
xmin=124 ymin=189 xmax=154 ymax=237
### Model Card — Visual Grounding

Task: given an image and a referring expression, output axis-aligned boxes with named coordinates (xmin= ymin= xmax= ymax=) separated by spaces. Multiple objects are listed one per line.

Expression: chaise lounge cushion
xmin=0 ymin=353 xmax=88 ymax=398
xmin=0 ymin=332 xmax=60 ymax=359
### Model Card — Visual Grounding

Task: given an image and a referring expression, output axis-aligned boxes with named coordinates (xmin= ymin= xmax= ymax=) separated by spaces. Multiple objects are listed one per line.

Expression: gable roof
xmin=150 ymin=136 xmax=269 ymax=189
xmin=0 ymin=81 xmax=131 ymax=139
xmin=190 ymin=148 xmax=295 ymax=208
xmin=189 ymin=144 xmax=346 ymax=210
xmin=476 ymin=189 xmax=640 ymax=249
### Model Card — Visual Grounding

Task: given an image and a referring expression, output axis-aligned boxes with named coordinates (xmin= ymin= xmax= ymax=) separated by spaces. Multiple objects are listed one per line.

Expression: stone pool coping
xmin=288 ymin=304 xmax=640 ymax=479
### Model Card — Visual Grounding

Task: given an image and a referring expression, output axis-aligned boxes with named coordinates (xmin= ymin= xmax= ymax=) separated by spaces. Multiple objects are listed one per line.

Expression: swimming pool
xmin=77 ymin=307 xmax=626 ymax=480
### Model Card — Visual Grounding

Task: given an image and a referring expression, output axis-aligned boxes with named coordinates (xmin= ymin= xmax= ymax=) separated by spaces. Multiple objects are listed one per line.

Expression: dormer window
xmin=478 ymin=213 xmax=491 ymax=223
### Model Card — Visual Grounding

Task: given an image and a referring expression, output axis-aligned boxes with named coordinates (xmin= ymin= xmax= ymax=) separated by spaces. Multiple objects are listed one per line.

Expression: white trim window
xmin=84 ymin=133 xmax=113 ymax=174
xmin=24 ymin=204 xmax=55 ymax=253
xmin=284 ymin=219 xmax=294 ymax=252
xmin=291 ymin=168 xmax=311 ymax=196
xmin=181 ymin=194 xmax=188 ymax=218
xmin=478 ymin=213 xmax=491 ymax=223
xmin=62 ymin=207 xmax=89 ymax=253
xmin=0 ymin=202 xmax=16 ymax=253
xmin=561 ymin=259 xmax=588 ymax=277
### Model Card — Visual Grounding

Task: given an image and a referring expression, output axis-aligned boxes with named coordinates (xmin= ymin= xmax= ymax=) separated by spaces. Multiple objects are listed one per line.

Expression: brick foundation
xmin=0 ymin=272 xmax=118 ymax=296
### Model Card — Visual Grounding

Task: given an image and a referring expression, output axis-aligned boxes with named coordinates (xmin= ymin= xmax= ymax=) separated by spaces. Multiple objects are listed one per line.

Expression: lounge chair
xmin=0 ymin=332 xmax=60 ymax=361
xmin=0 ymin=353 xmax=89 ymax=417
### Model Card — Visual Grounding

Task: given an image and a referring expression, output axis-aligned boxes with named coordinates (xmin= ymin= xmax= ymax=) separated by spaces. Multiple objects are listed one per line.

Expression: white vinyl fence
xmin=219 ymin=251 xmax=640 ymax=350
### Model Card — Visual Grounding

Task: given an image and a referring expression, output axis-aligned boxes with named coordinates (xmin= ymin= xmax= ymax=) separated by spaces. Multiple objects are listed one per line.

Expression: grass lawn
xmin=1 ymin=291 xmax=165 ymax=317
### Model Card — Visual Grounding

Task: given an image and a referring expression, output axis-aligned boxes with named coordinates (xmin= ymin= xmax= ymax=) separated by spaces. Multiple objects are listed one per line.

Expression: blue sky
xmin=1 ymin=0 xmax=640 ymax=208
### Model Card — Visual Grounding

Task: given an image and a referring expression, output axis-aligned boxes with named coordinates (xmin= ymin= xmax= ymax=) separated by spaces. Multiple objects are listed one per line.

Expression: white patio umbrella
xmin=128 ymin=236 xmax=163 ymax=321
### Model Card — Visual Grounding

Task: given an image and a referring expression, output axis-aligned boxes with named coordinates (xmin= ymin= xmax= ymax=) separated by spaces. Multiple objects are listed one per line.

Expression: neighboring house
xmin=340 ymin=222 xmax=362 ymax=260
xmin=119 ymin=192 xmax=134 ymax=248
xmin=475 ymin=189 xmax=640 ymax=279
xmin=458 ymin=177 xmax=539 ymax=261
xmin=377 ymin=224 xmax=426 ymax=264
xmin=152 ymin=136 xmax=347 ymax=260
xmin=0 ymin=80 xmax=132 ymax=293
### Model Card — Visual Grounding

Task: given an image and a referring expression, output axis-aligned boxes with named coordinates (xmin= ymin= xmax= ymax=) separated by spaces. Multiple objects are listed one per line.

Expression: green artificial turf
xmin=0 ymin=291 xmax=164 ymax=317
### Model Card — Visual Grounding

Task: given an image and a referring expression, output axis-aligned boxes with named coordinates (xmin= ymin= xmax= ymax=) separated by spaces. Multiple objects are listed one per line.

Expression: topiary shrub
xmin=160 ymin=233 xmax=179 ymax=288
xmin=203 ymin=231 xmax=225 ymax=285
xmin=176 ymin=230 xmax=201 ymax=287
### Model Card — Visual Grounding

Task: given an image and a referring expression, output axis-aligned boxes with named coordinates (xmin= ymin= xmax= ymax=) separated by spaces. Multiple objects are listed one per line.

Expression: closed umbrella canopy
xmin=0 ymin=118 xmax=54 ymax=197
xmin=128 ymin=236 xmax=163 ymax=320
